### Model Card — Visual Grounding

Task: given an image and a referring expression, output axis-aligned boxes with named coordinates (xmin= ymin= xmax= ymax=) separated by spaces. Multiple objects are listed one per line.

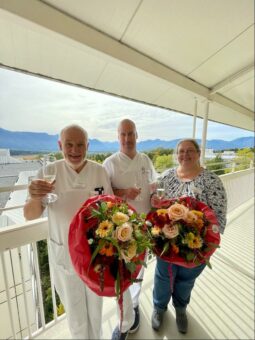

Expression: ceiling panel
xmin=0 ymin=0 xmax=254 ymax=132
xmin=43 ymin=0 xmax=140 ymax=40
xmin=220 ymin=77 xmax=254 ymax=112
xmin=122 ymin=0 xmax=254 ymax=75
xmin=190 ymin=26 xmax=254 ymax=88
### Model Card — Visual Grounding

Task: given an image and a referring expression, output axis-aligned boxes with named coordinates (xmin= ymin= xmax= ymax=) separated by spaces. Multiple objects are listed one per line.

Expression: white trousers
xmin=53 ymin=268 xmax=103 ymax=339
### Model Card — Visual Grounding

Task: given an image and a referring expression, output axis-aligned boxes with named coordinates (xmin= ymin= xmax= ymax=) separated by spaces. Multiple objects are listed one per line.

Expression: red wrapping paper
xmin=69 ymin=194 xmax=145 ymax=296
xmin=146 ymin=196 xmax=221 ymax=268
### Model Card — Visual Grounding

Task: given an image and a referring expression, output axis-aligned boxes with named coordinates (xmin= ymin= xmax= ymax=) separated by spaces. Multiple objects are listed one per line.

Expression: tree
xmin=154 ymin=154 xmax=174 ymax=173
xmin=205 ymin=155 xmax=225 ymax=175
xmin=233 ymin=148 xmax=254 ymax=171
xmin=37 ymin=240 xmax=62 ymax=322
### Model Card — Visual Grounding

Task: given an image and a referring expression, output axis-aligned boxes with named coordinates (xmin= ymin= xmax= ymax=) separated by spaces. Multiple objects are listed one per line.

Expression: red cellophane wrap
xmin=146 ymin=196 xmax=221 ymax=268
xmin=68 ymin=194 xmax=145 ymax=296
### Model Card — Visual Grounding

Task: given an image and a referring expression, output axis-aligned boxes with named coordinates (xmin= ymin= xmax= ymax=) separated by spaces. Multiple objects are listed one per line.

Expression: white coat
xmin=103 ymin=152 xmax=157 ymax=332
xmin=39 ymin=159 xmax=113 ymax=339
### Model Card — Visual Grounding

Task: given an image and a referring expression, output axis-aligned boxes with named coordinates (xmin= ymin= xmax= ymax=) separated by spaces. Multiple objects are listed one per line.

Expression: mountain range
xmin=0 ymin=127 xmax=253 ymax=152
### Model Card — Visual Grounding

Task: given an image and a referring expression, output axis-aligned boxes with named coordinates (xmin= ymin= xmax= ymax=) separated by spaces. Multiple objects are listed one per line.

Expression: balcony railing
xmin=0 ymin=168 xmax=254 ymax=339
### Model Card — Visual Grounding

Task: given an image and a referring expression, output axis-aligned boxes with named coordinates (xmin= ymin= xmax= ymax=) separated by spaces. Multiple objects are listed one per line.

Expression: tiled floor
xmin=36 ymin=198 xmax=254 ymax=340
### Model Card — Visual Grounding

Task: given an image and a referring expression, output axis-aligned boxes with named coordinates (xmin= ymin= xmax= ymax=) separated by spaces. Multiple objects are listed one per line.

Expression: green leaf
xmin=160 ymin=242 xmax=169 ymax=256
xmin=205 ymin=258 xmax=212 ymax=269
xmin=186 ymin=252 xmax=195 ymax=261
xmin=207 ymin=242 xmax=220 ymax=249
xmin=100 ymin=201 xmax=108 ymax=213
xmin=125 ymin=261 xmax=136 ymax=273
xmin=88 ymin=241 xmax=104 ymax=271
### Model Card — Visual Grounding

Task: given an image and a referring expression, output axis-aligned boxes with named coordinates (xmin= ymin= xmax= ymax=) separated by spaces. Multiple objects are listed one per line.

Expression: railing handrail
xmin=0 ymin=217 xmax=48 ymax=252
xmin=220 ymin=167 xmax=254 ymax=179
xmin=0 ymin=184 xmax=28 ymax=193
xmin=0 ymin=168 xmax=254 ymax=253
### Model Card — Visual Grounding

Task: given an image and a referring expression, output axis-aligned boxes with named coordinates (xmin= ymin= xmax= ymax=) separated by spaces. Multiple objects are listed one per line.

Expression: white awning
xmin=0 ymin=0 xmax=254 ymax=131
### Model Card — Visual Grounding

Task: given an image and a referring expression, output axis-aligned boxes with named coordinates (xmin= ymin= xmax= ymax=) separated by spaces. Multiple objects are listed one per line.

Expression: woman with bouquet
xmin=150 ymin=139 xmax=227 ymax=334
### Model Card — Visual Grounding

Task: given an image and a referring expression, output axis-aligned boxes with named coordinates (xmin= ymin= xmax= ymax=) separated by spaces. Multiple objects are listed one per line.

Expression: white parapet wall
xmin=220 ymin=168 xmax=254 ymax=213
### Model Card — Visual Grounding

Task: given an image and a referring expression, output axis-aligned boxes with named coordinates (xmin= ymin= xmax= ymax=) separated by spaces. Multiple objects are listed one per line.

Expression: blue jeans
xmin=153 ymin=257 xmax=206 ymax=312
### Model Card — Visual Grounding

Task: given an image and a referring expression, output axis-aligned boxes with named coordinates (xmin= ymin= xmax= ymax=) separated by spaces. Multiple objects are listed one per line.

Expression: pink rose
xmin=168 ymin=203 xmax=189 ymax=221
xmin=162 ymin=223 xmax=179 ymax=239
xmin=120 ymin=240 xmax=137 ymax=263
xmin=116 ymin=222 xmax=133 ymax=242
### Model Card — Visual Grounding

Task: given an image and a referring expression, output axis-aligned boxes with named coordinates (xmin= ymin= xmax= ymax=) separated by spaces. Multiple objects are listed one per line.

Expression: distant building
xmin=0 ymin=149 xmax=22 ymax=164
xmin=221 ymin=150 xmax=236 ymax=160
xmin=204 ymin=149 xmax=216 ymax=159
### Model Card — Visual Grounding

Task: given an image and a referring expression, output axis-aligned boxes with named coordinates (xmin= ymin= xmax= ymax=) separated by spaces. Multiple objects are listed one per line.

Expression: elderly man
xmin=24 ymin=124 xmax=113 ymax=339
xmin=103 ymin=119 xmax=157 ymax=340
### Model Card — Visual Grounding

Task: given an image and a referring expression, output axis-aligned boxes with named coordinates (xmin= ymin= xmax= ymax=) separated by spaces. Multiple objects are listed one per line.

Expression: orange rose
xmin=186 ymin=211 xmax=198 ymax=224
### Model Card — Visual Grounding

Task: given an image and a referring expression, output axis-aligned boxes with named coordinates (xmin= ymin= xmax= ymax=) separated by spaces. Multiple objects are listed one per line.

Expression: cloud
xmin=0 ymin=68 xmax=252 ymax=141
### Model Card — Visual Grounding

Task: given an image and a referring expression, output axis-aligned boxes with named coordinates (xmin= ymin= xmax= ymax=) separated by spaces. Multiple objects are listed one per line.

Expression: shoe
xmin=176 ymin=309 xmax=188 ymax=334
xmin=129 ymin=306 xmax=140 ymax=333
xmin=111 ymin=326 xmax=129 ymax=340
xmin=151 ymin=309 xmax=164 ymax=331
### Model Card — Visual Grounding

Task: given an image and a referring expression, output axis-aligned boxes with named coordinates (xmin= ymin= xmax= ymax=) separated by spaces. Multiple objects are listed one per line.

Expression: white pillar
xmin=201 ymin=101 xmax=210 ymax=166
xmin=192 ymin=98 xmax=198 ymax=139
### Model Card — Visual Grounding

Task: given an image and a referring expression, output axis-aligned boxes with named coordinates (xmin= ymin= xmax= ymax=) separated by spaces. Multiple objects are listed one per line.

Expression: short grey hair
xmin=175 ymin=138 xmax=201 ymax=154
xmin=59 ymin=124 xmax=88 ymax=142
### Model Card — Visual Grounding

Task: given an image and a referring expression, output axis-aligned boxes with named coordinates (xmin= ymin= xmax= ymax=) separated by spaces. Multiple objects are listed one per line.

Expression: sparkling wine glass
xmin=156 ymin=178 xmax=165 ymax=200
xmin=42 ymin=155 xmax=58 ymax=203
xmin=134 ymin=172 xmax=142 ymax=201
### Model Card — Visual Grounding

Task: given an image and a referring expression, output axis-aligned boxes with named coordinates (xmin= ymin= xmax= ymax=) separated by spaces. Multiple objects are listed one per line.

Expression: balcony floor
xmin=36 ymin=198 xmax=254 ymax=340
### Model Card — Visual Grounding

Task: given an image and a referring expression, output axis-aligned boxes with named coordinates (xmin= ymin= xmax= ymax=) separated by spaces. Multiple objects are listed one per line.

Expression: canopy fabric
xmin=0 ymin=0 xmax=254 ymax=131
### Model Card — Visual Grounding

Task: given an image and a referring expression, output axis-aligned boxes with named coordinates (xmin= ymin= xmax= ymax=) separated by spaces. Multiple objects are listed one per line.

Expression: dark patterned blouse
xmin=160 ymin=168 xmax=227 ymax=234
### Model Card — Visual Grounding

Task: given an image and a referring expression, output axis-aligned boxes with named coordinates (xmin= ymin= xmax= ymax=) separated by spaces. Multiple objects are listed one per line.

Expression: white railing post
xmin=231 ymin=161 xmax=236 ymax=173
xmin=200 ymin=101 xmax=210 ymax=166
xmin=1 ymin=252 xmax=16 ymax=340
xmin=18 ymin=246 xmax=32 ymax=339
xmin=32 ymin=242 xmax=46 ymax=329
xmin=192 ymin=98 xmax=198 ymax=139
xmin=47 ymin=240 xmax=58 ymax=322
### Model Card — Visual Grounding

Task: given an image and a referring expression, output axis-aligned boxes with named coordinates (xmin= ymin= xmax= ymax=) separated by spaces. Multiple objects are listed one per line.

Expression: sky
xmin=0 ymin=67 xmax=253 ymax=142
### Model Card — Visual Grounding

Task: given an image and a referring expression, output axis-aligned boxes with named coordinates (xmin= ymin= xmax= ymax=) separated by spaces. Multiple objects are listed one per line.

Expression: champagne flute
xmin=134 ymin=172 xmax=142 ymax=201
xmin=156 ymin=178 xmax=165 ymax=200
xmin=42 ymin=155 xmax=58 ymax=203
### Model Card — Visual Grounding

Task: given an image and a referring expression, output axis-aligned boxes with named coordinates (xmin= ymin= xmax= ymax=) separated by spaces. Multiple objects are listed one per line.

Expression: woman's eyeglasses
xmin=178 ymin=149 xmax=197 ymax=155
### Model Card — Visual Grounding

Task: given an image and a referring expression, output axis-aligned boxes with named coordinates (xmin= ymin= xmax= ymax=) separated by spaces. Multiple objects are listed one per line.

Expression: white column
xmin=200 ymin=101 xmax=210 ymax=166
xmin=192 ymin=98 xmax=198 ymax=139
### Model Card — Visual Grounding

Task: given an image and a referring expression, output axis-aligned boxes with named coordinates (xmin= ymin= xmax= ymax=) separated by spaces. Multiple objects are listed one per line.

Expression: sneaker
xmin=129 ymin=306 xmax=140 ymax=333
xmin=111 ymin=326 xmax=129 ymax=340
xmin=151 ymin=309 xmax=164 ymax=331
xmin=176 ymin=309 xmax=188 ymax=334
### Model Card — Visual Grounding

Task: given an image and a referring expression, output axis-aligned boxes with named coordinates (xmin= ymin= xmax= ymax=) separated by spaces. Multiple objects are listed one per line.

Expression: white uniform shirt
xmin=38 ymin=159 xmax=113 ymax=274
xmin=103 ymin=151 xmax=157 ymax=214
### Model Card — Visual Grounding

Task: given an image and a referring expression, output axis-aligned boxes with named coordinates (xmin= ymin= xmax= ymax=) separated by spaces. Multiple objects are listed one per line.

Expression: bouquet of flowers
xmin=68 ymin=194 xmax=149 ymax=298
xmin=146 ymin=196 xmax=220 ymax=268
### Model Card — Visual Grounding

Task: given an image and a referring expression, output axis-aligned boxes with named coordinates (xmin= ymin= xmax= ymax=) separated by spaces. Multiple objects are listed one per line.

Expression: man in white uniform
xmin=24 ymin=124 xmax=113 ymax=339
xmin=103 ymin=119 xmax=157 ymax=340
